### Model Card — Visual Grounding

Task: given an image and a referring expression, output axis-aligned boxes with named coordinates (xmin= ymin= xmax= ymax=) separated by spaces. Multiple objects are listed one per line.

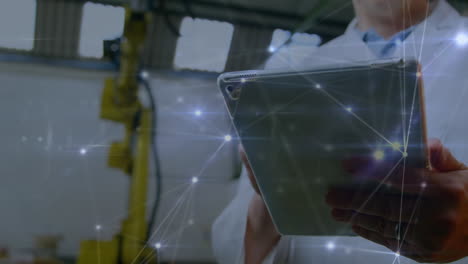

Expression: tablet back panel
xmin=219 ymin=60 xmax=428 ymax=236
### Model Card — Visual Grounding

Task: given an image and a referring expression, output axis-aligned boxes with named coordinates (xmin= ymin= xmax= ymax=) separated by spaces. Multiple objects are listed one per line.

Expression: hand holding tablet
xmin=219 ymin=59 xmax=428 ymax=236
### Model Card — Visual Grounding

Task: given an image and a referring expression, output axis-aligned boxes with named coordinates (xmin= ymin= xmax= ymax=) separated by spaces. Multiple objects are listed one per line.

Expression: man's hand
xmin=326 ymin=139 xmax=468 ymax=263
xmin=240 ymin=145 xmax=281 ymax=264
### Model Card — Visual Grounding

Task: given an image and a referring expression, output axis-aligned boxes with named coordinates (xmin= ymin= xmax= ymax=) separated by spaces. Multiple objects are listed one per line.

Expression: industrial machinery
xmin=77 ymin=1 xmax=159 ymax=263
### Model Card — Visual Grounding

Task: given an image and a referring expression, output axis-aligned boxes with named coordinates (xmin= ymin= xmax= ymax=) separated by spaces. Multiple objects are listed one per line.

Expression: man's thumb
xmin=429 ymin=138 xmax=467 ymax=172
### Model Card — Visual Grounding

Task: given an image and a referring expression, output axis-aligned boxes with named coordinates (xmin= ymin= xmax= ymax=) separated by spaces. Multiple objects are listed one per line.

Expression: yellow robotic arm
xmin=77 ymin=2 xmax=157 ymax=264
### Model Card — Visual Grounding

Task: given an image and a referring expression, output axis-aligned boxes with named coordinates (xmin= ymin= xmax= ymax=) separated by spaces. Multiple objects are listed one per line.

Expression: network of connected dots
xmin=71 ymin=24 xmax=468 ymax=263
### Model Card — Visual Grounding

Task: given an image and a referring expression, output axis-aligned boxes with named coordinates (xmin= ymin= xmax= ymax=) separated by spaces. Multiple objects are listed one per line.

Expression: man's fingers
xmin=333 ymin=209 xmax=401 ymax=239
xmin=352 ymin=226 xmax=426 ymax=262
xmin=326 ymin=189 xmax=421 ymax=222
xmin=332 ymin=209 xmax=417 ymax=241
xmin=428 ymin=138 xmax=467 ymax=172
xmin=352 ymin=225 xmax=399 ymax=251
xmin=342 ymin=156 xmax=407 ymax=181
xmin=342 ymin=156 xmax=432 ymax=193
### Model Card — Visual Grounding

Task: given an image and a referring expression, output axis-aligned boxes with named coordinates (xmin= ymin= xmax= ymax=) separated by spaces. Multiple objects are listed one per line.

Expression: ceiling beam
xmin=82 ymin=0 xmax=351 ymax=40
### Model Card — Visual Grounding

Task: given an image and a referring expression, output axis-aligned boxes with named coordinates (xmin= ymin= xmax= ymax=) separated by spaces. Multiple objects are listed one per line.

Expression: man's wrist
xmin=247 ymin=194 xmax=280 ymax=238
xmin=244 ymin=194 xmax=281 ymax=264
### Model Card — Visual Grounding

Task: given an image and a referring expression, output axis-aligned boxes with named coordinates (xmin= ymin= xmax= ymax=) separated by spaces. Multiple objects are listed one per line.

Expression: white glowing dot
xmin=154 ymin=242 xmax=161 ymax=249
xmin=395 ymin=251 xmax=400 ymax=257
xmin=241 ymin=78 xmax=246 ymax=83
xmin=416 ymin=72 xmax=422 ymax=78
xmin=224 ymin=135 xmax=232 ymax=142
xmin=140 ymin=70 xmax=150 ymax=80
xmin=391 ymin=142 xmax=402 ymax=151
xmin=192 ymin=177 xmax=199 ymax=184
xmin=324 ymin=144 xmax=334 ymax=152
xmin=403 ymin=152 xmax=408 ymax=158
xmin=194 ymin=110 xmax=202 ymax=117
xmin=373 ymin=150 xmax=385 ymax=161
xmin=177 ymin=97 xmax=184 ymax=103
xmin=326 ymin=242 xmax=335 ymax=250
xmin=268 ymin=46 xmax=276 ymax=53
xmin=345 ymin=107 xmax=353 ymax=113
xmin=421 ymin=182 xmax=427 ymax=188
xmin=315 ymin=83 xmax=322 ymax=89
xmin=37 ymin=137 xmax=43 ymax=142
xmin=80 ymin=148 xmax=87 ymax=155
xmin=455 ymin=33 xmax=468 ymax=46
xmin=95 ymin=225 xmax=102 ymax=231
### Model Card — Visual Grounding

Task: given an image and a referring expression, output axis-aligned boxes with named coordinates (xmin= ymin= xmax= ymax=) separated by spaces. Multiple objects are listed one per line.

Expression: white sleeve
xmin=211 ymin=167 xmax=291 ymax=264
xmin=266 ymin=237 xmax=291 ymax=264
xmin=211 ymin=166 xmax=254 ymax=264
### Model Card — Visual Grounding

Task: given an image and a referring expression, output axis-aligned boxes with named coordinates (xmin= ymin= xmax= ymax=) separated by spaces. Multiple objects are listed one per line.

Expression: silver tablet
xmin=218 ymin=59 xmax=429 ymax=236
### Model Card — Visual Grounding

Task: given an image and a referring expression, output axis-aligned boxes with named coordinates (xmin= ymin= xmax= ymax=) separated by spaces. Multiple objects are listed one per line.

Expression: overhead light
xmin=174 ymin=17 xmax=234 ymax=72
xmin=0 ymin=0 xmax=36 ymax=50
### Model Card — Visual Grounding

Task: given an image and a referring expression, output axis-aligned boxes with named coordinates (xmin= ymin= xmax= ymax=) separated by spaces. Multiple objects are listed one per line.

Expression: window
xmin=79 ymin=2 xmax=125 ymax=58
xmin=0 ymin=0 xmax=36 ymax=50
xmin=174 ymin=17 xmax=234 ymax=72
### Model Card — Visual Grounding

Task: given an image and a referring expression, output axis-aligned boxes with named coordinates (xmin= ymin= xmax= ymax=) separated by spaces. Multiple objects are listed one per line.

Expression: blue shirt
xmin=359 ymin=27 xmax=414 ymax=58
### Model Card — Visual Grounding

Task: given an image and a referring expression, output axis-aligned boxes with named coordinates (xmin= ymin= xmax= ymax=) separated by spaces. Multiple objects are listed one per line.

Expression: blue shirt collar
xmin=356 ymin=26 xmax=414 ymax=58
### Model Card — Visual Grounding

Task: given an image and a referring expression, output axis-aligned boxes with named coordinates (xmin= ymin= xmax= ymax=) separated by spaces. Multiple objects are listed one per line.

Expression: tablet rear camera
xmin=226 ymin=85 xmax=242 ymax=101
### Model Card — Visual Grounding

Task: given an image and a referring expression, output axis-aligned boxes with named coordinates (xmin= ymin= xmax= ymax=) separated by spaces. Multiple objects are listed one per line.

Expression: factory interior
xmin=1 ymin=0 xmax=468 ymax=264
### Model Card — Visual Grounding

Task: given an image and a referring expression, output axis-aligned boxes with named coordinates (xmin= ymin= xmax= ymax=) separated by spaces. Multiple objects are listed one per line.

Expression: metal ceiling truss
xmin=84 ymin=0 xmax=350 ymax=41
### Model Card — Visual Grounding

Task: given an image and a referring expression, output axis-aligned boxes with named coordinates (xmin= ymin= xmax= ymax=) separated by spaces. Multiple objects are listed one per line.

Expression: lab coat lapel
xmin=394 ymin=0 xmax=463 ymax=62
xmin=395 ymin=1 xmax=467 ymax=144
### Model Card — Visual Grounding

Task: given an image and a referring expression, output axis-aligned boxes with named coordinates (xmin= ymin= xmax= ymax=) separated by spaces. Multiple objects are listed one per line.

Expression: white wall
xmin=0 ymin=61 xmax=238 ymax=262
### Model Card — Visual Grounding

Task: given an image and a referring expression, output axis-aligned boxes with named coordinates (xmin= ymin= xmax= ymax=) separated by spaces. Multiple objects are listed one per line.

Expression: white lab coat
xmin=212 ymin=1 xmax=468 ymax=263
